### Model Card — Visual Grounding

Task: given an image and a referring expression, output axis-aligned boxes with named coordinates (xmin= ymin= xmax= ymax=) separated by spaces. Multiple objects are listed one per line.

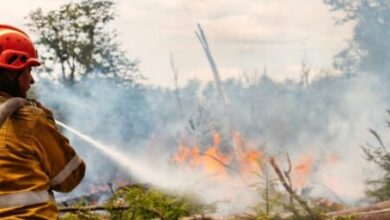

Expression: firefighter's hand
xmin=28 ymin=99 xmax=54 ymax=118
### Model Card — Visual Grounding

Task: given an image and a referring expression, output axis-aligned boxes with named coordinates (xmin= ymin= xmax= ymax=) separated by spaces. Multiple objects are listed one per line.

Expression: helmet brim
xmin=27 ymin=58 xmax=41 ymax=67
xmin=0 ymin=58 xmax=41 ymax=71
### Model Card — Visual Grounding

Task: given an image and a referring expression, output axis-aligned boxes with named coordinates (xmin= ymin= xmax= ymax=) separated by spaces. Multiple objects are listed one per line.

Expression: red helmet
xmin=0 ymin=24 xmax=40 ymax=71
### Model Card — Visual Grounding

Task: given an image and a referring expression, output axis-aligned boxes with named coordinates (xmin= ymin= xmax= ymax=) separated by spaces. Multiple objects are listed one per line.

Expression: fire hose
xmin=0 ymin=97 xmax=31 ymax=127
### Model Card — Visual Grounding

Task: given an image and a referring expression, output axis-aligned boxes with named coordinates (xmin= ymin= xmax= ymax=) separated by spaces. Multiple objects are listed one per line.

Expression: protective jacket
xmin=0 ymin=95 xmax=86 ymax=219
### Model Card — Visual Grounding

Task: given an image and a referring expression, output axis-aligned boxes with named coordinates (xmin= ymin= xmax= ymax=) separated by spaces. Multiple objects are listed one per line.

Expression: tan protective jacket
xmin=0 ymin=96 xmax=86 ymax=219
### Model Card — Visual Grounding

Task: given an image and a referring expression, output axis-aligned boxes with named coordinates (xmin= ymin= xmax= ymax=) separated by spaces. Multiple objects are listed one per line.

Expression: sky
xmin=0 ymin=0 xmax=354 ymax=88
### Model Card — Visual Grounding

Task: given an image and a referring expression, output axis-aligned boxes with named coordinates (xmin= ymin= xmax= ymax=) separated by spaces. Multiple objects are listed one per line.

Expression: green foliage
xmin=252 ymin=213 xmax=281 ymax=220
xmin=59 ymin=185 xmax=212 ymax=220
xmin=27 ymin=0 xmax=139 ymax=85
xmin=362 ymin=113 xmax=390 ymax=201
xmin=108 ymin=185 xmax=213 ymax=220
xmin=332 ymin=216 xmax=357 ymax=220
xmin=60 ymin=212 xmax=103 ymax=220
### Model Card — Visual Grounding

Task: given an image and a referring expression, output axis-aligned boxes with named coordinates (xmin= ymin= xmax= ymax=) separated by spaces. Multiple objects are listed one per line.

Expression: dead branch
xmin=285 ymin=153 xmax=292 ymax=183
xmin=195 ymin=23 xmax=237 ymax=152
xmin=170 ymin=53 xmax=184 ymax=118
xmin=195 ymin=23 xmax=226 ymax=106
xmin=284 ymin=153 xmax=294 ymax=209
xmin=269 ymin=157 xmax=322 ymax=219
xmin=300 ymin=49 xmax=311 ymax=87
xmin=263 ymin=162 xmax=270 ymax=215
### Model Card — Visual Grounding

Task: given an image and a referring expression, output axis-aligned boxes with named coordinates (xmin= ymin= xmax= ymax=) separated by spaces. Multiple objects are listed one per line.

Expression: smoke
xmin=30 ymin=65 xmax=389 ymax=214
xmin=30 ymin=2 xmax=390 ymax=213
xmin=35 ymin=79 xmax=260 ymax=214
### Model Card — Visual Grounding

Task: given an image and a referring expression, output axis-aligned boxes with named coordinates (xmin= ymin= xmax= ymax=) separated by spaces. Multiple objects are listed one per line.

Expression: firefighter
xmin=0 ymin=24 xmax=86 ymax=219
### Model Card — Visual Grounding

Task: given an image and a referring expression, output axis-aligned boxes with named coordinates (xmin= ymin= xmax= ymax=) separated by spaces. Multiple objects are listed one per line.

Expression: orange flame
xmin=173 ymin=132 xmax=263 ymax=182
xmin=291 ymin=154 xmax=315 ymax=188
xmin=233 ymin=132 xmax=262 ymax=179
xmin=201 ymin=146 xmax=230 ymax=179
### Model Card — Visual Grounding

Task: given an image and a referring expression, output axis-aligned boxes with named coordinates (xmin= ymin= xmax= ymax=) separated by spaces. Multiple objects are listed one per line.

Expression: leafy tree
xmin=324 ymin=0 xmax=390 ymax=78
xmin=27 ymin=0 xmax=139 ymax=86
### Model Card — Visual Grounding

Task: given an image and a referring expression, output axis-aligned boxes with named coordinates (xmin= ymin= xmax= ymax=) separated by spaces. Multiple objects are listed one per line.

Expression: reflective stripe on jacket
xmin=0 ymin=96 xmax=86 ymax=219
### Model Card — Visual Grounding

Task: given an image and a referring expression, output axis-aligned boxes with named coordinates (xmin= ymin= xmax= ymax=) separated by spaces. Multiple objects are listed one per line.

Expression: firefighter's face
xmin=18 ymin=67 xmax=34 ymax=98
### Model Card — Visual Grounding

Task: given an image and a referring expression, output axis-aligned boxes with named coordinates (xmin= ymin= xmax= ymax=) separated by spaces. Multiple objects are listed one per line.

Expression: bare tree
xmin=300 ymin=50 xmax=311 ymax=87
xmin=170 ymin=53 xmax=184 ymax=118
xmin=195 ymin=23 xmax=226 ymax=106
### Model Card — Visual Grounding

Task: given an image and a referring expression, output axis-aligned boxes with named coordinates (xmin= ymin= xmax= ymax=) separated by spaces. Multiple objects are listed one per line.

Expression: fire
xmin=173 ymin=143 xmax=202 ymax=168
xmin=289 ymin=153 xmax=340 ymax=189
xmin=291 ymin=154 xmax=315 ymax=188
xmin=172 ymin=131 xmax=350 ymax=205
xmin=202 ymin=145 xmax=230 ymax=179
xmin=238 ymin=150 xmax=262 ymax=174
xmin=173 ymin=131 xmax=330 ymax=191
xmin=233 ymin=132 xmax=262 ymax=177
xmin=173 ymin=132 xmax=262 ymax=182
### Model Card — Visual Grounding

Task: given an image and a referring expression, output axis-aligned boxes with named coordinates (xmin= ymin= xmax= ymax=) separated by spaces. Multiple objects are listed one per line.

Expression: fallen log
xmin=59 ymin=205 xmax=164 ymax=218
xmin=59 ymin=205 xmax=129 ymax=212
xmin=353 ymin=207 xmax=390 ymax=220
xmin=328 ymin=200 xmax=390 ymax=217
xmin=180 ymin=215 xmax=223 ymax=220
xmin=327 ymin=208 xmax=390 ymax=220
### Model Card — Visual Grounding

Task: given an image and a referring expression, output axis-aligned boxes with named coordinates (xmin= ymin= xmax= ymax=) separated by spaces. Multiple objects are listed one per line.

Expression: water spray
xmin=54 ymin=120 xmax=193 ymax=191
xmin=55 ymin=120 xmax=138 ymax=170
xmin=55 ymin=120 xmax=262 ymax=213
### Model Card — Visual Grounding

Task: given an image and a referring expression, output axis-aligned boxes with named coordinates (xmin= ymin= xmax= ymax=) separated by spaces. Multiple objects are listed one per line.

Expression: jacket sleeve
xmin=32 ymin=112 xmax=86 ymax=192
